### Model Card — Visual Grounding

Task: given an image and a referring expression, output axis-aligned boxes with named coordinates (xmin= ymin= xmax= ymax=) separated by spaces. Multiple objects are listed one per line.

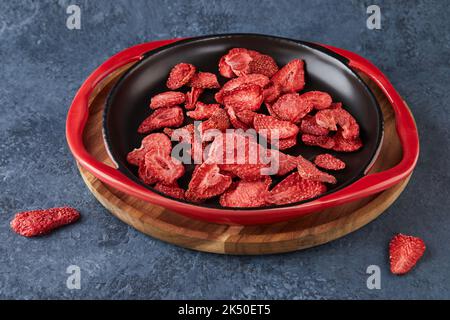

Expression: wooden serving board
xmin=77 ymin=63 xmax=412 ymax=255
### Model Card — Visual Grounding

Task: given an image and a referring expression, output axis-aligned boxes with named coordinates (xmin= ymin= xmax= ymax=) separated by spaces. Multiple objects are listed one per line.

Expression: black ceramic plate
xmin=104 ymin=34 xmax=383 ymax=209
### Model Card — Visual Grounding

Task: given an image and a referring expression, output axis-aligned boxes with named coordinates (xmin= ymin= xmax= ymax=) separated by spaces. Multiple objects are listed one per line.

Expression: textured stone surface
xmin=1 ymin=0 xmax=449 ymax=299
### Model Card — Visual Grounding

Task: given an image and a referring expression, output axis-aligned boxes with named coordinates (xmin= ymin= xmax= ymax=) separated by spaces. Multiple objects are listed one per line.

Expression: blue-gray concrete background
xmin=1 ymin=0 xmax=449 ymax=299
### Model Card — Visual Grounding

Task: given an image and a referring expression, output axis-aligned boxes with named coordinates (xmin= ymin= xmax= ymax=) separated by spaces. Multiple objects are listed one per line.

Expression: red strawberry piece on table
xmin=265 ymin=172 xmax=327 ymax=205
xmin=389 ymin=234 xmax=426 ymax=275
xmin=185 ymin=163 xmax=232 ymax=201
xmin=138 ymin=106 xmax=184 ymax=134
xmin=301 ymin=134 xmax=335 ymax=149
xmin=297 ymin=155 xmax=337 ymax=184
xmin=201 ymin=108 xmax=231 ymax=134
xmin=189 ymin=72 xmax=220 ymax=89
xmin=314 ymin=154 xmax=346 ymax=170
xmin=166 ymin=63 xmax=196 ymax=90
xmin=248 ymin=54 xmax=279 ymax=78
xmin=126 ymin=133 xmax=172 ymax=166
xmin=11 ymin=207 xmax=80 ymax=237
xmin=271 ymin=93 xmax=313 ymax=123
xmin=219 ymin=176 xmax=272 ymax=208
xmin=332 ymin=130 xmax=363 ymax=152
xmin=187 ymin=102 xmax=221 ymax=120
xmin=263 ymin=82 xmax=281 ymax=103
xmin=219 ymin=55 xmax=235 ymax=78
xmin=300 ymin=115 xmax=330 ymax=136
xmin=150 ymin=91 xmax=185 ymax=110
xmin=185 ymin=87 xmax=204 ymax=110
xmin=299 ymin=91 xmax=332 ymax=110
xmin=144 ymin=151 xmax=185 ymax=185
xmin=253 ymin=113 xmax=299 ymax=140
xmin=223 ymin=83 xmax=264 ymax=112
xmin=154 ymin=182 xmax=186 ymax=200
xmin=271 ymin=59 xmax=305 ymax=93
xmin=315 ymin=108 xmax=360 ymax=140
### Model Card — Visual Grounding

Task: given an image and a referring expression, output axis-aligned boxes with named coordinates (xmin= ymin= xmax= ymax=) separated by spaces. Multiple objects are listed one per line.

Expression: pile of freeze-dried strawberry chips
xmin=126 ymin=47 xmax=363 ymax=208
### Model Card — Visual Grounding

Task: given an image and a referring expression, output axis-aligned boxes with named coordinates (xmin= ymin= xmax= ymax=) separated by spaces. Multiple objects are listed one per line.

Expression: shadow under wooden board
xmin=77 ymin=62 xmax=412 ymax=255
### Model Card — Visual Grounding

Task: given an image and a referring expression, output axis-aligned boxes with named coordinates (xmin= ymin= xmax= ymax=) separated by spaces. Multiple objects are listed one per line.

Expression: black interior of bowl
xmin=104 ymin=34 xmax=383 ymax=209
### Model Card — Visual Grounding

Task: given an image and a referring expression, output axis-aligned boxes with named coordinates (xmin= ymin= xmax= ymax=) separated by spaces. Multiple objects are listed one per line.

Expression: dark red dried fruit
xmin=164 ymin=124 xmax=195 ymax=144
xmin=138 ymin=106 xmax=184 ymax=134
xmin=253 ymin=113 xmax=299 ymax=140
xmin=219 ymin=56 xmax=235 ymax=78
xmin=314 ymin=154 xmax=346 ymax=170
xmin=225 ymin=105 xmax=249 ymax=130
xmin=201 ymin=108 xmax=231 ymax=133
xmin=235 ymin=109 xmax=257 ymax=127
xmin=271 ymin=93 xmax=313 ymax=123
xmin=248 ymin=54 xmax=279 ymax=78
xmin=301 ymin=134 xmax=335 ymax=149
xmin=267 ymin=149 xmax=298 ymax=176
xmin=271 ymin=59 xmax=305 ymax=93
xmin=223 ymin=83 xmax=264 ymax=112
xmin=297 ymin=155 xmax=337 ymax=184
xmin=220 ymin=163 xmax=268 ymax=181
xmin=216 ymin=74 xmax=270 ymax=104
xmin=189 ymin=72 xmax=220 ymax=89
xmin=300 ymin=115 xmax=330 ymax=136
xmin=265 ymin=172 xmax=327 ymax=205
xmin=223 ymin=48 xmax=258 ymax=77
xmin=150 ymin=91 xmax=185 ymax=110
xmin=274 ymin=136 xmax=298 ymax=150
xmin=263 ymin=83 xmax=281 ymax=103
xmin=166 ymin=63 xmax=196 ymax=90
xmin=186 ymin=163 xmax=232 ymax=200
xmin=315 ymin=108 xmax=360 ymax=139
xmin=154 ymin=182 xmax=186 ymax=200
xmin=186 ymin=102 xmax=221 ymax=120
xmin=127 ymin=133 xmax=172 ymax=166
xmin=389 ymin=234 xmax=426 ymax=275
xmin=138 ymin=159 xmax=158 ymax=185
xmin=11 ymin=207 xmax=80 ymax=237
xmin=144 ymin=150 xmax=185 ymax=185
xmin=299 ymin=91 xmax=332 ymax=110
xmin=185 ymin=87 xmax=204 ymax=110
xmin=332 ymin=130 xmax=363 ymax=152
xmin=219 ymin=176 xmax=271 ymax=208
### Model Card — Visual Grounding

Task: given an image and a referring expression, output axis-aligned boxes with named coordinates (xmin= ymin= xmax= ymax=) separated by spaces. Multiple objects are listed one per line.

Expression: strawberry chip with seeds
xmin=127 ymin=133 xmax=172 ymax=166
xmin=389 ymin=234 xmax=426 ymax=275
xmin=201 ymin=108 xmax=231 ymax=133
xmin=271 ymin=59 xmax=305 ymax=93
xmin=223 ymin=83 xmax=264 ymax=112
xmin=300 ymin=115 xmax=330 ymax=136
xmin=218 ymin=56 xmax=235 ymax=78
xmin=149 ymin=91 xmax=185 ymax=110
xmin=185 ymin=87 xmax=204 ymax=110
xmin=144 ymin=151 xmax=185 ymax=185
xmin=216 ymin=74 xmax=270 ymax=104
xmin=187 ymin=102 xmax=221 ymax=120
xmin=314 ymin=154 xmax=346 ymax=170
xmin=299 ymin=91 xmax=332 ymax=110
xmin=186 ymin=163 xmax=232 ymax=201
xmin=332 ymin=131 xmax=363 ymax=152
xmin=297 ymin=155 xmax=337 ymax=184
xmin=219 ymin=176 xmax=272 ymax=208
xmin=272 ymin=136 xmax=298 ymax=150
xmin=222 ymin=48 xmax=259 ymax=77
xmin=272 ymin=93 xmax=313 ymax=123
xmin=154 ymin=182 xmax=186 ymax=200
xmin=315 ymin=108 xmax=360 ymax=140
xmin=265 ymin=172 xmax=327 ymax=205
xmin=225 ymin=105 xmax=249 ymax=130
xmin=248 ymin=54 xmax=279 ymax=78
xmin=263 ymin=83 xmax=281 ymax=103
xmin=11 ymin=207 xmax=80 ymax=237
xmin=253 ymin=113 xmax=299 ymax=140
xmin=189 ymin=72 xmax=220 ymax=89
xmin=301 ymin=134 xmax=335 ymax=149
xmin=166 ymin=63 xmax=196 ymax=90
xmin=138 ymin=106 xmax=184 ymax=134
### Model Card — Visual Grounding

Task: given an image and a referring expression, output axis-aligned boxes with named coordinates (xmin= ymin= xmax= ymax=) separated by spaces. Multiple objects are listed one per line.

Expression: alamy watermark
xmin=66 ymin=265 xmax=81 ymax=290
xmin=366 ymin=5 xmax=381 ymax=30
xmin=66 ymin=4 xmax=81 ymax=30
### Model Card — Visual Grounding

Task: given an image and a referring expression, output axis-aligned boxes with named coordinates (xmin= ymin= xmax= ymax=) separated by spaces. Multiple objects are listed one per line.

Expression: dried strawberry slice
xmin=301 ymin=134 xmax=335 ymax=149
xmin=216 ymin=74 xmax=270 ymax=104
xmin=10 ymin=207 xmax=80 ymax=237
xmin=265 ymin=102 xmax=279 ymax=118
xmin=164 ymin=124 xmax=195 ymax=143
xmin=271 ymin=93 xmax=313 ymax=123
xmin=297 ymin=155 xmax=337 ymax=184
xmin=166 ymin=63 xmax=196 ymax=90
xmin=314 ymin=154 xmax=346 ymax=170
xmin=265 ymin=172 xmax=327 ymax=205
xmin=185 ymin=87 xmax=204 ymax=110
xmin=271 ymin=59 xmax=305 ymax=93
xmin=189 ymin=72 xmax=220 ymax=89
xmin=274 ymin=136 xmax=298 ymax=150
xmin=219 ymin=176 xmax=271 ymax=208
xmin=253 ymin=114 xmax=299 ymax=140
xmin=248 ymin=54 xmax=279 ymax=78
xmin=138 ymin=106 xmax=184 ymax=134
xmin=223 ymin=83 xmax=264 ymax=112
xmin=332 ymin=130 xmax=363 ymax=152
xmin=149 ymin=91 xmax=185 ymax=110
xmin=127 ymin=133 xmax=172 ymax=166
xmin=187 ymin=102 xmax=221 ymax=120
xmin=299 ymin=91 xmax=332 ymax=110
xmin=138 ymin=160 xmax=158 ymax=185
xmin=219 ymin=56 xmax=235 ymax=78
xmin=225 ymin=105 xmax=249 ymax=130
xmin=300 ymin=115 xmax=330 ymax=136
xmin=154 ymin=182 xmax=186 ymax=200
xmin=186 ymin=163 xmax=232 ymax=201
xmin=235 ymin=110 xmax=257 ymax=127
xmin=263 ymin=82 xmax=281 ymax=103
xmin=389 ymin=234 xmax=426 ymax=275
xmin=267 ymin=149 xmax=297 ymax=176
xmin=201 ymin=108 xmax=231 ymax=134
xmin=223 ymin=48 xmax=256 ymax=76
xmin=315 ymin=108 xmax=360 ymax=139
xmin=144 ymin=151 xmax=185 ymax=185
